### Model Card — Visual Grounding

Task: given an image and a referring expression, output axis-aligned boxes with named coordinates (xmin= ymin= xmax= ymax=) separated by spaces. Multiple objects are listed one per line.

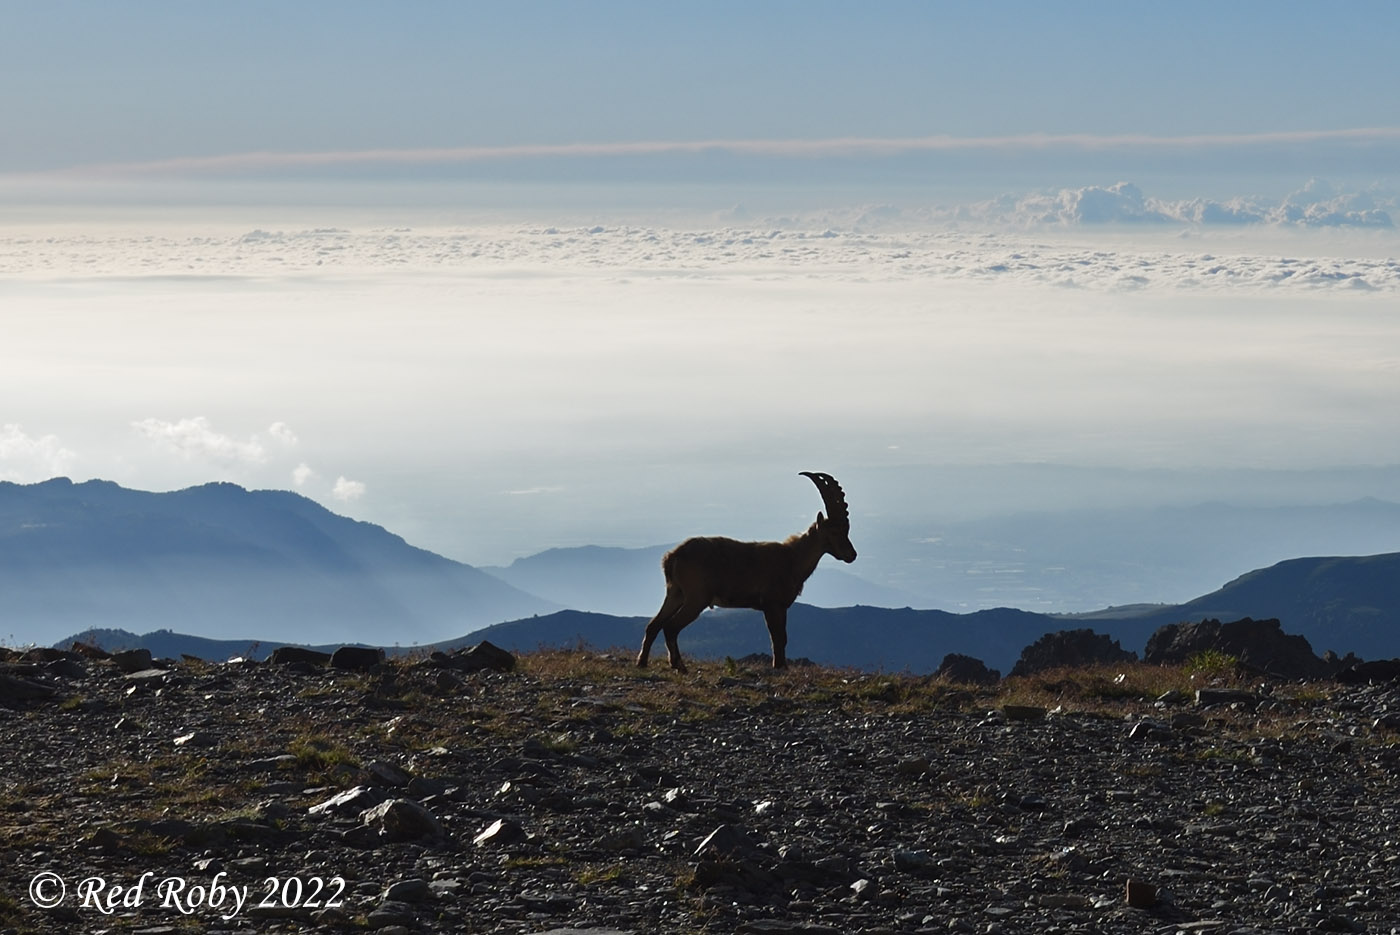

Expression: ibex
xmin=636 ymin=472 xmax=856 ymax=673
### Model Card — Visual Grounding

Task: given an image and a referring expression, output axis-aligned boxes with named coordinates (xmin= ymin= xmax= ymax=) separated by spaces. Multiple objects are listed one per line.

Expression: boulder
xmin=1336 ymin=659 xmax=1400 ymax=684
xmin=69 ymin=641 xmax=112 ymax=659
xmin=472 ymin=817 xmax=526 ymax=847
xmin=1144 ymin=617 xmax=1328 ymax=680
xmin=110 ymin=648 xmax=154 ymax=673
xmin=361 ymin=798 xmax=446 ymax=842
xmin=330 ymin=646 xmax=385 ymax=672
xmin=1009 ymin=629 xmax=1137 ymax=677
xmin=432 ymin=641 xmax=516 ymax=674
xmin=936 ymin=653 xmax=1001 ymax=685
xmin=269 ymin=646 xmax=332 ymax=667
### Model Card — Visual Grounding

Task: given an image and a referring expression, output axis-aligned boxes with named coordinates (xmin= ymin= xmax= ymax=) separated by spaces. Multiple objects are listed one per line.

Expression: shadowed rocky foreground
xmin=5 ymin=644 xmax=1400 ymax=934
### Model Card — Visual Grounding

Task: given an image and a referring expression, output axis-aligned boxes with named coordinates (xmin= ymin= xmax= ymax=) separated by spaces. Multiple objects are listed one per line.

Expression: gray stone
xmin=308 ymin=785 xmax=385 ymax=817
xmin=269 ymin=646 xmax=332 ymax=667
xmin=893 ymin=848 xmax=935 ymax=872
xmin=383 ymin=878 xmax=431 ymax=902
xmin=366 ymin=760 xmax=412 ymax=787
xmin=895 ymin=755 xmax=931 ymax=776
xmin=0 ymin=673 xmax=56 ymax=703
xmin=1128 ymin=719 xmax=1171 ymax=741
xmin=331 ymin=646 xmax=384 ymax=671
xmin=1196 ymin=688 xmax=1259 ymax=708
xmin=597 ymin=825 xmax=647 ymax=852
xmin=694 ymin=824 xmax=758 ymax=858
xmin=360 ymin=798 xmax=447 ymax=842
xmin=1125 ymin=877 xmax=1158 ymax=908
xmin=111 ymin=648 xmax=154 ymax=673
xmin=1002 ymin=704 xmax=1047 ymax=721
xmin=849 ymin=877 xmax=877 ymax=901
xmin=173 ymin=730 xmax=217 ymax=748
xmin=472 ymin=817 xmax=526 ymax=847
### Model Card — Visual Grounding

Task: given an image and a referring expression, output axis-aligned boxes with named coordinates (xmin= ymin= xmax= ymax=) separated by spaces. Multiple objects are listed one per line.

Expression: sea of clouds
xmin=5 ymin=193 xmax=1397 ymax=294
xmin=3 ymin=179 xmax=1398 ymax=572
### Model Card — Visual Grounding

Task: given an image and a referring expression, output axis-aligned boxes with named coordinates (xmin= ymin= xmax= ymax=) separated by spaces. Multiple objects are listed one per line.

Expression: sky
xmin=3 ymin=2 xmax=1400 ymax=604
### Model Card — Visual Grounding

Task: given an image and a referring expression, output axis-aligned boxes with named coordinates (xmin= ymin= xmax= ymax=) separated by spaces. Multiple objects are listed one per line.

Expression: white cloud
xmin=268 ymin=421 xmax=298 ymax=445
xmin=0 ymin=424 xmax=76 ymax=481
xmin=292 ymin=462 xmax=315 ymax=487
xmin=951 ymin=180 xmax=1394 ymax=230
xmin=132 ymin=416 xmax=267 ymax=464
xmin=332 ymin=476 xmax=366 ymax=501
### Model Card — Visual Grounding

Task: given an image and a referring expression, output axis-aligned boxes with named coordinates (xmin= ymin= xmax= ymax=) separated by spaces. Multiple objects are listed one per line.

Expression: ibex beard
xmin=636 ymin=472 xmax=856 ymax=673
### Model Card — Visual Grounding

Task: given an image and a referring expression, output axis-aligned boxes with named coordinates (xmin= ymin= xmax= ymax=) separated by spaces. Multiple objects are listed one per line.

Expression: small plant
xmin=1185 ymin=649 xmax=1240 ymax=679
xmin=575 ymin=863 xmax=629 ymax=886
xmin=538 ymin=733 xmax=578 ymax=754
xmin=289 ymin=734 xmax=357 ymax=773
xmin=504 ymin=855 xmax=569 ymax=870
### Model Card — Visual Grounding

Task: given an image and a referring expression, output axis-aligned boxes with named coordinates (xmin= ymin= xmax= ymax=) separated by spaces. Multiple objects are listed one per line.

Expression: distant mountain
xmin=481 ymin=543 xmax=923 ymax=617
xmin=57 ymin=544 xmax=1400 ymax=671
xmin=852 ymin=497 xmax=1400 ymax=613
xmin=481 ymin=546 xmax=669 ymax=617
xmin=1081 ymin=552 xmax=1400 ymax=660
xmin=59 ymin=606 xmax=1081 ymax=674
xmin=51 ymin=627 xmax=361 ymax=662
xmin=32 ymin=476 xmax=1400 ymax=673
xmin=459 ymin=605 xmax=1096 ymax=674
xmin=428 ymin=550 xmax=1400 ymax=671
xmin=3 ymin=478 xmax=557 ymax=647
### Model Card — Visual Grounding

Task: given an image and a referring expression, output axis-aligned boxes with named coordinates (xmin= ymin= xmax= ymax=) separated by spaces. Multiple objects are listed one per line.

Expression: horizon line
xmin=15 ymin=126 xmax=1400 ymax=180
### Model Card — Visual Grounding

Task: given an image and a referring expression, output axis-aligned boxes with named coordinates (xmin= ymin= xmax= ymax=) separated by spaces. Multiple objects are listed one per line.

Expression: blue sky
xmin=5 ymin=1 xmax=1399 ymax=186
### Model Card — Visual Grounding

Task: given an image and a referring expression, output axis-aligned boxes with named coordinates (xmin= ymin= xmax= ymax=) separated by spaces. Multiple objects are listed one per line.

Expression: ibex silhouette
xmin=636 ymin=472 xmax=856 ymax=673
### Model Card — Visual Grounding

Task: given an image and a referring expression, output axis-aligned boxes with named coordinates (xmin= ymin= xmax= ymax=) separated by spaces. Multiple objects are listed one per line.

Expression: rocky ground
xmin=5 ymin=644 xmax=1400 ymax=935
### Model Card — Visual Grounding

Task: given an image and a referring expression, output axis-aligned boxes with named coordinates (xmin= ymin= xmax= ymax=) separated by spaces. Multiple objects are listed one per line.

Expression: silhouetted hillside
xmin=451 ymin=604 xmax=1118 ymax=674
xmin=1086 ymin=552 xmax=1400 ymax=659
xmin=448 ymin=552 xmax=1400 ymax=670
xmin=3 ymin=478 xmax=556 ymax=647
xmin=51 ymin=627 xmax=368 ymax=662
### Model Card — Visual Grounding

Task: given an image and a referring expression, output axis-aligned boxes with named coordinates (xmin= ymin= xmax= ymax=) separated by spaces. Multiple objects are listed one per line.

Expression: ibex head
xmin=800 ymin=471 xmax=857 ymax=564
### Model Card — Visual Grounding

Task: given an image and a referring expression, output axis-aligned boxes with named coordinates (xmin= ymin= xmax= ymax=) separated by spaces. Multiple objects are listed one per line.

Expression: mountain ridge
xmin=1 ymin=477 xmax=557 ymax=647
xmin=55 ymin=549 xmax=1400 ymax=673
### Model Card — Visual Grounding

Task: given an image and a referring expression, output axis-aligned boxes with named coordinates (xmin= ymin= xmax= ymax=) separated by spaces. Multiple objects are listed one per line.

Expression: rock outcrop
xmin=1009 ymin=628 xmax=1137 ymax=677
xmin=1144 ymin=617 xmax=1329 ymax=680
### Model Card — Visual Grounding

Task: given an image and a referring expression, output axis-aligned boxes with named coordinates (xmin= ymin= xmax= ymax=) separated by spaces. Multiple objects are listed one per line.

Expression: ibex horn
xmin=799 ymin=471 xmax=849 ymax=525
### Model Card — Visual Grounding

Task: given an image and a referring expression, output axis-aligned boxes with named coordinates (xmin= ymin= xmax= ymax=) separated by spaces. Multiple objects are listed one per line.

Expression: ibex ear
xmin=815 ymin=511 xmax=827 ymax=526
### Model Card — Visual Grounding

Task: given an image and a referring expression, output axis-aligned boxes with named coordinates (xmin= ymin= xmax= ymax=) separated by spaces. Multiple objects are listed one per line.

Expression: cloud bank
xmin=26 ymin=128 xmax=1400 ymax=179
xmin=10 ymin=188 xmax=1396 ymax=294
xmin=960 ymin=179 xmax=1394 ymax=229
xmin=332 ymin=477 xmax=366 ymax=502
xmin=132 ymin=417 xmax=269 ymax=465
xmin=0 ymin=424 xmax=76 ymax=482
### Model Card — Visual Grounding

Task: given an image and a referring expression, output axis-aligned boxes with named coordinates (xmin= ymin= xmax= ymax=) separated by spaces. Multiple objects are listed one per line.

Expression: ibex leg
xmin=661 ymin=600 xmax=706 ymax=674
xmin=637 ymin=588 xmax=684 ymax=668
xmin=763 ymin=606 xmax=789 ymax=669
